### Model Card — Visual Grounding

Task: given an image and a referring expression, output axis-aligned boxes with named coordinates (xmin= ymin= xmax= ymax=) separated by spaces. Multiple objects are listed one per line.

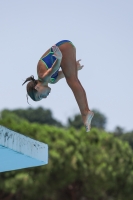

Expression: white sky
xmin=0 ymin=0 xmax=133 ymax=132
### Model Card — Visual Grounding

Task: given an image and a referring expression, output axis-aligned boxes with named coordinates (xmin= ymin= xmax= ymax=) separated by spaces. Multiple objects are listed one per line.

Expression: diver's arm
xmin=52 ymin=60 xmax=84 ymax=83
xmin=47 ymin=59 xmax=61 ymax=77
xmin=53 ymin=60 xmax=84 ymax=83
xmin=41 ymin=45 xmax=62 ymax=82
xmin=51 ymin=71 xmax=65 ymax=83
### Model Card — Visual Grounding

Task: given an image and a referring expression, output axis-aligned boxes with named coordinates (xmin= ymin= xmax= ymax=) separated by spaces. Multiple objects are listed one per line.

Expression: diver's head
xmin=22 ymin=75 xmax=51 ymax=102
xmin=34 ymin=81 xmax=51 ymax=101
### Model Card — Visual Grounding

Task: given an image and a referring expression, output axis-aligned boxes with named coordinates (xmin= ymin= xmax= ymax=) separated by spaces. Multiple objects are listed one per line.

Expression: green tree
xmin=1 ymin=107 xmax=63 ymax=127
xmin=114 ymin=126 xmax=125 ymax=136
xmin=0 ymin=113 xmax=133 ymax=200
xmin=119 ymin=131 xmax=133 ymax=149
xmin=68 ymin=114 xmax=83 ymax=129
xmin=68 ymin=109 xmax=107 ymax=130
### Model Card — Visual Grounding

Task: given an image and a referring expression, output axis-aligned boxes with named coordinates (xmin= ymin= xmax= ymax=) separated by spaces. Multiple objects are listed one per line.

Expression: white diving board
xmin=0 ymin=125 xmax=48 ymax=172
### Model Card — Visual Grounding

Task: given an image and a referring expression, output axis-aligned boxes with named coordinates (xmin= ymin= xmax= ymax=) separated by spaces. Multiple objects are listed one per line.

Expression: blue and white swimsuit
xmin=39 ymin=40 xmax=75 ymax=83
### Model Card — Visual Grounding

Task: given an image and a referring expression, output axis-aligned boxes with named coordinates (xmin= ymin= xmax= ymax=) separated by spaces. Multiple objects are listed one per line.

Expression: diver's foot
xmin=83 ymin=111 xmax=94 ymax=132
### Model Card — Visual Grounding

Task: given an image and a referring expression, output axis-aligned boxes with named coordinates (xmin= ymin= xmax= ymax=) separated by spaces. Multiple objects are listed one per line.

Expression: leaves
xmin=68 ymin=109 xmax=107 ymax=130
xmin=1 ymin=107 xmax=63 ymax=127
xmin=0 ymin=112 xmax=133 ymax=200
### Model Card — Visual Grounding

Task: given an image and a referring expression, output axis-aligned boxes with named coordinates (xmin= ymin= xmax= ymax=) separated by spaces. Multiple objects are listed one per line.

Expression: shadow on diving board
xmin=0 ymin=125 xmax=48 ymax=172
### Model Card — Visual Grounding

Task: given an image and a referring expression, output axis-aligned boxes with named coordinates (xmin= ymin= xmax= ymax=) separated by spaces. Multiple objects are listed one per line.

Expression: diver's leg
xmin=60 ymin=43 xmax=94 ymax=131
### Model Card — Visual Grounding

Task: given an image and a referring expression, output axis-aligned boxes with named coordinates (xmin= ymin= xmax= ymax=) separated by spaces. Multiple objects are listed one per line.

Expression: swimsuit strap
xmin=38 ymin=77 xmax=43 ymax=82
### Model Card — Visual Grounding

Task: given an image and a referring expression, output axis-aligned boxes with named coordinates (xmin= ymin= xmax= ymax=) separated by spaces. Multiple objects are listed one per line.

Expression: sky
xmin=0 ymin=0 xmax=133 ymax=132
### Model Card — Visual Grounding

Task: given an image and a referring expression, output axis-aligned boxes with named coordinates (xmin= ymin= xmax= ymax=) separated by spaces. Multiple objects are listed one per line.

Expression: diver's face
xmin=35 ymin=85 xmax=51 ymax=101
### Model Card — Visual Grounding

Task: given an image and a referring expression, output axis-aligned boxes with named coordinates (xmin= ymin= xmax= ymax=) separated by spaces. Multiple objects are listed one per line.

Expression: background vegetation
xmin=0 ymin=107 xmax=133 ymax=200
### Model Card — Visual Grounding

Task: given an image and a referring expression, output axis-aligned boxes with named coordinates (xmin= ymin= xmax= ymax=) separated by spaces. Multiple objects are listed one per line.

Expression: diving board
xmin=0 ymin=125 xmax=48 ymax=172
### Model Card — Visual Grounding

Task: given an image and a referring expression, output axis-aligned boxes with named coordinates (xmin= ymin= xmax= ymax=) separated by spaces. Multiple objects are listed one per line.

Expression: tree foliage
xmin=0 ymin=112 xmax=133 ymax=200
xmin=68 ymin=109 xmax=107 ymax=130
xmin=113 ymin=126 xmax=125 ymax=136
xmin=1 ymin=107 xmax=63 ymax=127
xmin=118 ymin=131 xmax=133 ymax=149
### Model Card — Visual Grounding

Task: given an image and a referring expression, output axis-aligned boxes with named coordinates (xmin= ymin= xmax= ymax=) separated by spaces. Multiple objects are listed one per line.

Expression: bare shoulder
xmin=37 ymin=48 xmax=51 ymax=79
xmin=37 ymin=60 xmax=47 ymax=79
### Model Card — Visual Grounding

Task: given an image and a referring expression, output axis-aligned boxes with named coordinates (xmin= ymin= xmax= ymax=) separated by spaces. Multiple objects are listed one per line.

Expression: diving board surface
xmin=0 ymin=125 xmax=48 ymax=172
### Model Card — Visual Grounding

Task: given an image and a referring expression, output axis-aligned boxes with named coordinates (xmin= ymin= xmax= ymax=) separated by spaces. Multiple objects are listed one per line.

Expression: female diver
xmin=22 ymin=40 xmax=94 ymax=132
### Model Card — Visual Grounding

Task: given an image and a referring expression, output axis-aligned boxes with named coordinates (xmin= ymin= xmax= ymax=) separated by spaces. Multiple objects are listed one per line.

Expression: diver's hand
xmin=52 ymin=45 xmax=62 ymax=60
xmin=76 ymin=59 xmax=84 ymax=70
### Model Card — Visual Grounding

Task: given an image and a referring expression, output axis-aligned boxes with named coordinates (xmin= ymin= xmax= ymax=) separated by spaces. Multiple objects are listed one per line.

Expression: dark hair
xmin=22 ymin=75 xmax=38 ymax=102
